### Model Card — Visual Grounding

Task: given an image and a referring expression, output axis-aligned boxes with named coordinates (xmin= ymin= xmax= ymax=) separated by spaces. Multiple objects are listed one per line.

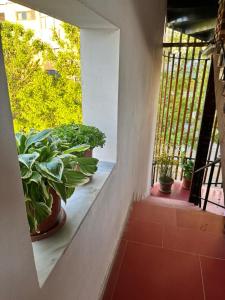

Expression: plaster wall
xmin=0 ymin=0 xmax=166 ymax=299
xmin=80 ymin=29 xmax=120 ymax=163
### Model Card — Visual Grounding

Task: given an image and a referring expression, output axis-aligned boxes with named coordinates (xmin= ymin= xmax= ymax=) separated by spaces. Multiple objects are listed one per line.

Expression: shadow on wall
xmin=130 ymin=0 xmax=166 ymax=197
xmin=131 ymin=0 xmax=166 ymax=49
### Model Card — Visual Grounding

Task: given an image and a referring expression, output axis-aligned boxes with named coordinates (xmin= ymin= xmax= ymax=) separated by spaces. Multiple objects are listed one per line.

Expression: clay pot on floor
xmin=159 ymin=177 xmax=174 ymax=194
xmin=182 ymin=177 xmax=192 ymax=190
xmin=31 ymin=189 xmax=66 ymax=242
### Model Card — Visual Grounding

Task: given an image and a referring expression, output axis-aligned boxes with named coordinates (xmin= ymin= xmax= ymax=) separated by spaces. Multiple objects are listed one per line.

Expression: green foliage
xmin=1 ymin=21 xmax=82 ymax=132
xmin=181 ymin=157 xmax=194 ymax=180
xmin=16 ymin=129 xmax=98 ymax=233
xmin=155 ymin=28 xmax=210 ymax=156
xmin=47 ymin=23 xmax=81 ymax=80
xmin=52 ymin=123 xmax=106 ymax=150
xmin=155 ymin=146 xmax=178 ymax=181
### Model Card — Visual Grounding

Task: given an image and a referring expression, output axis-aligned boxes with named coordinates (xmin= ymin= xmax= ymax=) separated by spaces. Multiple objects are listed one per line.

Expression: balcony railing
xmin=152 ymin=27 xmax=222 ymax=189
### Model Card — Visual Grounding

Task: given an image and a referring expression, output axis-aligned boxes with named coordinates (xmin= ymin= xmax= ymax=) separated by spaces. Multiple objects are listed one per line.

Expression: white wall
xmin=0 ymin=0 xmax=166 ymax=299
xmin=81 ymin=29 xmax=120 ymax=162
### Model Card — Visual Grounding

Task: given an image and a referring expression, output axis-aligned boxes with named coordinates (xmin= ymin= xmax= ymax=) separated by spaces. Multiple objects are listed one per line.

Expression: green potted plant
xmin=155 ymin=149 xmax=177 ymax=193
xmin=16 ymin=129 xmax=98 ymax=241
xmin=52 ymin=123 xmax=106 ymax=157
xmin=181 ymin=157 xmax=194 ymax=190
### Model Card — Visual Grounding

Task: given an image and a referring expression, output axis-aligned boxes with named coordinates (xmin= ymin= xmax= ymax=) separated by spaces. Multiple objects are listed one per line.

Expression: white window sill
xmin=32 ymin=161 xmax=115 ymax=287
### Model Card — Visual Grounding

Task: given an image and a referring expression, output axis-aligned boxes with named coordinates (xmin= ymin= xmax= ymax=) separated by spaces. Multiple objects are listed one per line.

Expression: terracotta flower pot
xmin=182 ymin=177 xmax=192 ymax=190
xmin=159 ymin=177 xmax=174 ymax=194
xmin=82 ymin=149 xmax=93 ymax=184
xmin=84 ymin=149 xmax=93 ymax=157
xmin=31 ymin=189 xmax=66 ymax=242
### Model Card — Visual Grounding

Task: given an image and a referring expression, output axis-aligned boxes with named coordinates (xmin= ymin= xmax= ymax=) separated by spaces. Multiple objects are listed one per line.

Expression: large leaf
xmin=15 ymin=133 xmax=27 ymax=154
xmin=25 ymin=129 xmax=52 ymax=151
xmin=27 ymin=214 xmax=37 ymax=233
xmin=58 ymin=154 xmax=77 ymax=168
xmin=27 ymin=172 xmax=51 ymax=205
xmin=20 ymin=164 xmax=33 ymax=179
xmin=36 ymin=157 xmax=64 ymax=182
xmin=63 ymin=169 xmax=89 ymax=187
xmin=63 ymin=144 xmax=90 ymax=154
xmin=76 ymin=157 xmax=98 ymax=176
xmin=33 ymin=202 xmax=52 ymax=225
xmin=49 ymin=181 xmax=75 ymax=202
xmin=28 ymin=171 xmax=42 ymax=184
xmin=18 ymin=152 xmax=39 ymax=169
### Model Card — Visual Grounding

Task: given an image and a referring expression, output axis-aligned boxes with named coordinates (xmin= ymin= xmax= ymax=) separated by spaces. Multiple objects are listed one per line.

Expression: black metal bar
xmin=194 ymin=197 xmax=225 ymax=209
xmin=203 ymin=114 xmax=217 ymax=184
xmin=205 ymin=200 xmax=225 ymax=209
xmin=173 ymin=36 xmax=190 ymax=179
xmin=194 ymin=158 xmax=220 ymax=174
xmin=151 ymin=163 xmax=156 ymax=187
xmin=203 ymin=163 xmax=216 ymax=211
xmin=177 ymin=41 xmax=196 ymax=180
xmin=190 ymin=59 xmax=208 ymax=158
xmin=189 ymin=62 xmax=216 ymax=206
xmin=204 ymin=182 xmax=223 ymax=185
xmin=215 ymin=161 xmax=222 ymax=187
xmin=163 ymin=54 xmax=210 ymax=61
xmin=184 ymin=51 xmax=202 ymax=155
xmin=163 ymin=42 xmax=210 ymax=47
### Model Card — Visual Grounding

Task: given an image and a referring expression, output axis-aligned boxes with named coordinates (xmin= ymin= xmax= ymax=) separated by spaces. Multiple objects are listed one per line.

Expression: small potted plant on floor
xmin=155 ymin=148 xmax=177 ymax=194
xmin=181 ymin=157 xmax=194 ymax=190
xmin=16 ymin=129 xmax=98 ymax=241
xmin=52 ymin=123 xmax=106 ymax=157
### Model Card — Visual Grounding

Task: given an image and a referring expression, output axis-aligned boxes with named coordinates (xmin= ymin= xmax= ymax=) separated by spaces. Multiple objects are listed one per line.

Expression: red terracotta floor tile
xmin=196 ymin=231 xmax=225 ymax=259
xmin=123 ymin=220 xmax=163 ymax=247
xmin=112 ymin=242 xmax=204 ymax=300
xmin=198 ymin=212 xmax=225 ymax=235
xmin=176 ymin=209 xmax=203 ymax=230
xmin=163 ymin=226 xmax=198 ymax=254
xmin=200 ymin=256 xmax=225 ymax=300
xmin=164 ymin=226 xmax=225 ymax=258
xmin=176 ymin=209 xmax=225 ymax=234
xmin=103 ymin=240 xmax=128 ymax=300
xmin=145 ymin=195 xmax=196 ymax=209
xmin=130 ymin=202 xmax=176 ymax=226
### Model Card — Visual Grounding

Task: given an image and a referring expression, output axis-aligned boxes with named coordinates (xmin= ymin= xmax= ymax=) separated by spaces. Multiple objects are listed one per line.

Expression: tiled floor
xmin=103 ymin=197 xmax=225 ymax=300
xmin=151 ymin=181 xmax=225 ymax=216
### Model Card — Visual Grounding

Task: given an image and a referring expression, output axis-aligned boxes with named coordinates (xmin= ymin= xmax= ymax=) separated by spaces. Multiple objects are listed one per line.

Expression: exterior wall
xmin=0 ymin=0 xmax=166 ymax=299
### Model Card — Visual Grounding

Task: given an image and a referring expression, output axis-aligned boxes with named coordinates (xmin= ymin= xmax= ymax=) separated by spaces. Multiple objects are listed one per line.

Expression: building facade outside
xmin=0 ymin=0 xmax=62 ymax=50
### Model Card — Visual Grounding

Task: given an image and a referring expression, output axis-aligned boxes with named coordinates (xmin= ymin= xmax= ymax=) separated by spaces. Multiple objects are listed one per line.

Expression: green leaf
xmin=63 ymin=169 xmax=89 ymax=187
xmin=28 ymin=171 xmax=42 ymax=184
xmin=63 ymin=144 xmax=90 ymax=154
xmin=58 ymin=154 xmax=77 ymax=168
xmin=25 ymin=129 xmax=52 ymax=151
xmin=18 ymin=152 xmax=39 ymax=169
xmin=45 ymin=191 xmax=53 ymax=208
xmin=49 ymin=181 xmax=75 ymax=202
xmin=27 ymin=214 xmax=37 ymax=232
xmin=76 ymin=157 xmax=98 ymax=176
xmin=36 ymin=157 xmax=64 ymax=182
xmin=33 ymin=202 xmax=52 ymax=225
xmin=20 ymin=164 xmax=33 ymax=179
xmin=15 ymin=133 xmax=26 ymax=154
